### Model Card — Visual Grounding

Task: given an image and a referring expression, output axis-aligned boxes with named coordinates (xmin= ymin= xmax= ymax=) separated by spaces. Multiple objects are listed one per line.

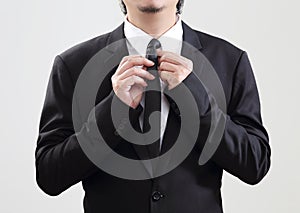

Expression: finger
xmin=120 ymin=75 xmax=148 ymax=89
xmin=158 ymin=50 xmax=190 ymax=68
xmin=118 ymin=67 xmax=155 ymax=81
xmin=119 ymin=55 xmax=144 ymax=67
xmin=156 ymin=49 xmax=165 ymax=57
xmin=157 ymin=50 xmax=182 ymax=64
xmin=159 ymin=61 xmax=179 ymax=73
xmin=159 ymin=70 xmax=179 ymax=90
xmin=130 ymin=86 xmax=144 ymax=105
xmin=157 ymin=50 xmax=181 ymax=59
xmin=116 ymin=57 xmax=154 ymax=75
xmin=159 ymin=70 xmax=172 ymax=85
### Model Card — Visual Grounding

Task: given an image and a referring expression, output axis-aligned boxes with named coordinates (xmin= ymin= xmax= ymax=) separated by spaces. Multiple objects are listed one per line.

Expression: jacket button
xmin=152 ymin=191 xmax=164 ymax=201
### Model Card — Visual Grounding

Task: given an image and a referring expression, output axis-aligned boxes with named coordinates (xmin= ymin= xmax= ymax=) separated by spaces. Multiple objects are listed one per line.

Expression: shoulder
xmin=52 ymin=31 xmax=114 ymax=83
xmin=182 ymin=21 xmax=244 ymax=66
xmin=188 ymin=26 xmax=246 ymax=75
xmin=59 ymin=32 xmax=111 ymax=65
xmin=54 ymin=23 xmax=125 ymax=80
xmin=196 ymin=29 xmax=243 ymax=57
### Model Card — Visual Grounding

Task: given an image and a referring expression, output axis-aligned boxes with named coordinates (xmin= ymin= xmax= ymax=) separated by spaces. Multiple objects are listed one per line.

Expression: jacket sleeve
xmin=35 ymin=55 xmax=118 ymax=196
xmin=182 ymin=51 xmax=271 ymax=185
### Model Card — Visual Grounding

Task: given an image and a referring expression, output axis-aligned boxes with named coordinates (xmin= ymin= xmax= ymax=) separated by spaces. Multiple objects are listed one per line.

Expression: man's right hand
xmin=111 ymin=55 xmax=155 ymax=109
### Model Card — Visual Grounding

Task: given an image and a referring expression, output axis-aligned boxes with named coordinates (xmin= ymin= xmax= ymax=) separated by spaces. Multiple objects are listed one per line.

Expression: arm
xmin=183 ymin=51 xmax=271 ymax=184
xmin=35 ymin=56 xmax=116 ymax=196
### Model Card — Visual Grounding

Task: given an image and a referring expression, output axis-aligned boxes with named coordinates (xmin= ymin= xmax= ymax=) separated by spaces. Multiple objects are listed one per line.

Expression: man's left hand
xmin=157 ymin=50 xmax=193 ymax=90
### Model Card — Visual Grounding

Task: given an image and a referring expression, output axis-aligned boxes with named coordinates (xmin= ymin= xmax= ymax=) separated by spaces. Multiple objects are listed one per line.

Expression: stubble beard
xmin=138 ymin=5 xmax=165 ymax=14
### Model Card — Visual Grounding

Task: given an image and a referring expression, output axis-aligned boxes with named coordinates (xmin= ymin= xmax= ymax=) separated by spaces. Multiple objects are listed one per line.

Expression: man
xmin=35 ymin=0 xmax=271 ymax=212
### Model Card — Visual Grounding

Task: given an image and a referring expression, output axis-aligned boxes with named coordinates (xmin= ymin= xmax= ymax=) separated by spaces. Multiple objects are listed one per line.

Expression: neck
xmin=126 ymin=12 xmax=177 ymax=38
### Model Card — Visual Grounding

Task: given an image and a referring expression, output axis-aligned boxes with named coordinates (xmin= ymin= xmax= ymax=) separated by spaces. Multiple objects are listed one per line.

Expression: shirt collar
xmin=124 ymin=15 xmax=183 ymax=56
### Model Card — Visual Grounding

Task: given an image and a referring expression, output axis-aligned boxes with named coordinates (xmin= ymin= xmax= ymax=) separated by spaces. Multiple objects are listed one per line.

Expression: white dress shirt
xmin=124 ymin=15 xmax=183 ymax=149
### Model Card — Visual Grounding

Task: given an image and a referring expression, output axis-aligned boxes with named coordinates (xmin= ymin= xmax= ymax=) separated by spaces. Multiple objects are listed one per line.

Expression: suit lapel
xmin=154 ymin=22 xmax=204 ymax=174
xmin=103 ymin=24 xmax=154 ymax=177
xmin=181 ymin=21 xmax=203 ymax=61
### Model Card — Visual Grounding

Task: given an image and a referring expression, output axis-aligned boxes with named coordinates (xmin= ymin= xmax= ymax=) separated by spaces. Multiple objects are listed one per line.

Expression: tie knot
xmin=146 ymin=39 xmax=162 ymax=57
xmin=147 ymin=38 xmax=161 ymax=49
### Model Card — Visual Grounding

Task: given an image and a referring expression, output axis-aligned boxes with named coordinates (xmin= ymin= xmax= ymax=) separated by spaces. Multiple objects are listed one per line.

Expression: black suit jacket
xmin=35 ymin=22 xmax=271 ymax=213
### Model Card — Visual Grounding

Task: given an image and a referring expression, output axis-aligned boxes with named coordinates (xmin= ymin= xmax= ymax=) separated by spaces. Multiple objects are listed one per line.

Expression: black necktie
xmin=144 ymin=38 xmax=162 ymax=158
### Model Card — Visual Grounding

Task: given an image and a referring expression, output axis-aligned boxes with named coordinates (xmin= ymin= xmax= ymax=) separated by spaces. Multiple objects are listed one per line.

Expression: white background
xmin=1 ymin=0 xmax=300 ymax=212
